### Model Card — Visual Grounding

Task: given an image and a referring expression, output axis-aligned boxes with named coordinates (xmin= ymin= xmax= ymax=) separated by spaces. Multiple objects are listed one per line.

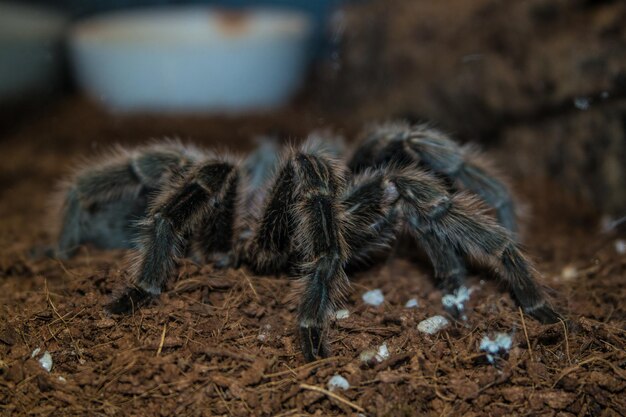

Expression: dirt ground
xmin=0 ymin=98 xmax=624 ymax=416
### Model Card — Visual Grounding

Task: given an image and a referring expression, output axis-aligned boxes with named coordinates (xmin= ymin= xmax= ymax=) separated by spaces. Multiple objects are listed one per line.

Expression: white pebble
xmin=362 ymin=289 xmax=384 ymax=306
xmin=58 ymin=376 xmax=67 ymax=383
xmin=359 ymin=349 xmax=377 ymax=363
xmin=480 ymin=332 xmax=513 ymax=364
xmin=441 ymin=286 xmax=473 ymax=319
xmin=327 ymin=374 xmax=350 ymax=391
xmin=38 ymin=351 xmax=53 ymax=372
xmin=335 ymin=309 xmax=350 ymax=319
xmin=615 ymin=240 xmax=626 ymax=255
xmin=257 ymin=324 xmax=271 ymax=342
xmin=404 ymin=298 xmax=419 ymax=308
xmin=31 ymin=347 xmax=41 ymax=358
xmin=417 ymin=315 xmax=450 ymax=335
xmin=376 ymin=343 xmax=390 ymax=362
xmin=574 ymin=96 xmax=590 ymax=110
xmin=359 ymin=343 xmax=390 ymax=364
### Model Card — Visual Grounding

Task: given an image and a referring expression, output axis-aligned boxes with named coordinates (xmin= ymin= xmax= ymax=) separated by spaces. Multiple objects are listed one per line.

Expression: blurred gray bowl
xmin=0 ymin=3 xmax=66 ymax=103
xmin=69 ymin=6 xmax=314 ymax=113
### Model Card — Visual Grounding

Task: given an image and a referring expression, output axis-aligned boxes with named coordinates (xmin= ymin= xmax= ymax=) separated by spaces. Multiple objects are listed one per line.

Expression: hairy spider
xmin=53 ymin=122 xmax=560 ymax=361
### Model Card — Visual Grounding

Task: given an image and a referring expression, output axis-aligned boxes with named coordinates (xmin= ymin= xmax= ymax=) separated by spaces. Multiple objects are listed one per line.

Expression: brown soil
xmin=1 ymin=98 xmax=624 ymax=416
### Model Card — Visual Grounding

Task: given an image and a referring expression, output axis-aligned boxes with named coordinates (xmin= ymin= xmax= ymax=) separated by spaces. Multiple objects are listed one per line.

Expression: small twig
xmin=434 ymin=387 xmax=455 ymax=402
xmin=274 ymin=409 xmax=310 ymax=417
xmin=477 ymin=371 xmax=511 ymax=394
xmin=98 ymin=359 xmax=137 ymax=393
xmin=156 ymin=323 xmax=167 ymax=357
xmin=45 ymin=279 xmax=83 ymax=361
xmin=519 ymin=307 xmax=534 ymax=362
xmin=445 ymin=332 xmax=459 ymax=368
xmin=214 ymin=383 xmax=234 ymax=416
xmin=264 ymin=356 xmax=341 ymax=378
xmin=48 ymin=308 xmax=84 ymax=327
xmin=552 ymin=355 xmax=626 ymax=388
xmin=240 ymin=270 xmax=259 ymax=301
xmin=282 ymin=363 xmax=298 ymax=378
xmin=54 ymin=259 xmax=79 ymax=278
xmin=299 ymin=383 xmax=365 ymax=413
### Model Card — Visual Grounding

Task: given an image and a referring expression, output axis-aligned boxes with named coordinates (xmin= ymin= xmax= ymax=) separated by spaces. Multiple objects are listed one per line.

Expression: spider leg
xmin=239 ymin=158 xmax=298 ymax=273
xmin=388 ymin=167 xmax=559 ymax=323
xmin=57 ymin=153 xmax=143 ymax=258
xmin=451 ymin=147 xmax=517 ymax=233
xmin=341 ymin=172 xmax=468 ymax=317
xmin=106 ymin=159 xmax=239 ymax=314
xmin=222 ymin=136 xmax=282 ymax=269
xmin=293 ymin=152 xmax=349 ymax=361
xmin=242 ymin=136 xmax=281 ymax=200
xmin=192 ymin=172 xmax=238 ymax=267
xmin=245 ymin=147 xmax=349 ymax=361
xmin=417 ymin=231 xmax=467 ymax=312
xmin=349 ymin=122 xmax=518 ymax=233
xmin=404 ymin=125 xmax=517 ymax=233
xmin=340 ymin=174 xmax=397 ymax=264
xmin=55 ymin=143 xmax=194 ymax=258
xmin=343 ymin=167 xmax=558 ymax=323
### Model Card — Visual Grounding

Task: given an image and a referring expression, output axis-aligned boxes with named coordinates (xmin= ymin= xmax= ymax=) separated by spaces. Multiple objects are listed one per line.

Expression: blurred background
xmin=0 ymin=0 xmax=624 ymax=223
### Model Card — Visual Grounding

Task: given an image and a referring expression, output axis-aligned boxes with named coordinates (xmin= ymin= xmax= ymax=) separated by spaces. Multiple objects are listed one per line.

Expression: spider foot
xmin=524 ymin=302 xmax=562 ymax=324
xmin=299 ymin=324 xmax=329 ymax=362
xmin=106 ymin=287 xmax=153 ymax=315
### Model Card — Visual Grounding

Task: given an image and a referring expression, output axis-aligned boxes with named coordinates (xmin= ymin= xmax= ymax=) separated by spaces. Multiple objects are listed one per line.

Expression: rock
xmin=404 ymin=298 xmax=419 ymax=308
xmin=327 ymin=374 xmax=350 ymax=391
xmin=335 ymin=309 xmax=350 ymax=319
xmin=362 ymin=289 xmax=385 ymax=306
xmin=417 ymin=315 xmax=450 ymax=335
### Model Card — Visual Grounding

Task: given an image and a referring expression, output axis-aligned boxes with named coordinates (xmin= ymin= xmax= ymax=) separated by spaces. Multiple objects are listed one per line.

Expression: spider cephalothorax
xmin=54 ymin=122 xmax=560 ymax=361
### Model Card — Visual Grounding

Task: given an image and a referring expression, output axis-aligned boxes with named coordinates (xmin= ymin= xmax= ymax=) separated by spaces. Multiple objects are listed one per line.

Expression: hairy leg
xmin=342 ymin=171 xmax=468 ymax=316
xmin=192 ymin=172 xmax=239 ymax=266
xmin=349 ymin=122 xmax=518 ymax=233
xmin=340 ymin=174 xmax=397 ymax=264
xmin=106 ymin=159 xmax=239 ymax=314
xmin=417 ymin=230 xmax=468 ymax=312
xmin=293 ymin=151 xmax=349 ymax=361
xmin=239 ymin=159 xmax=297 ymax=273
xmin=55 ymin=143 xmax=196 ymax=258
xmin=343 ymin=167 xmax=559 ymax=323
xmin=389 ymin=167 xmax=559 ymax=323
xmin=57 ymin=154 xmax=144 ymax=258
xmin=244 ymin=145 xmax=349 ymax=361
xmin=452 ymin=148 xmax=517 ymax=233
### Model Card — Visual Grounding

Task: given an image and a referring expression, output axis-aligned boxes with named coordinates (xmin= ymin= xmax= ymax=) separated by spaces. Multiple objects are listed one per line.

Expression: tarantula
xmin=54 ymin=121 xmax=560 ymax=361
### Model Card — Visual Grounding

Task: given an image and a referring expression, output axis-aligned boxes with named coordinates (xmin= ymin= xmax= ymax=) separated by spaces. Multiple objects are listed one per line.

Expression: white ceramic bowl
xmin=69 ymin=7 xmax=313 ymax=112
xmin=0 ymin=3 xmax=66 ymax=102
